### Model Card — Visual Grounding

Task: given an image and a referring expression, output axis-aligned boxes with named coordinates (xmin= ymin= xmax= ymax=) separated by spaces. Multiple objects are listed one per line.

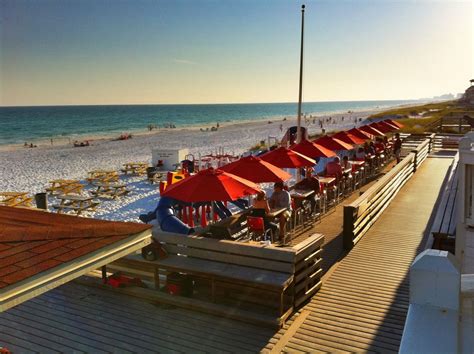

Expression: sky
xmin=0 ymin=0 xmax=473 ymax=106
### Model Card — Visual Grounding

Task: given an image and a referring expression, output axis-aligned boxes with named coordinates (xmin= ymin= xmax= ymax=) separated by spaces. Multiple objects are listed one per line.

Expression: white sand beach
xmin=0 ymin=108 xmax=384 ymax=222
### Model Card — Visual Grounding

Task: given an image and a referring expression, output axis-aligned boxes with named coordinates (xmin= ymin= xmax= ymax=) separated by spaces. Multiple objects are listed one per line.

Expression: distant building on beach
xmin=459 ymin=80 xmax=474 ymax=106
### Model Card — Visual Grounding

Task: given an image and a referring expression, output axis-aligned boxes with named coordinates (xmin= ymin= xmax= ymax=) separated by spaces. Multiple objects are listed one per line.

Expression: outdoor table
xmin=92 ymin=181 xmax=130 ymax=199
xmin=366 ymin=155 xmax=376 ymax=175
xmin=122 ymin=162 xmax=149 ymax=175
xmin=350 ymin=160 xmax=365 ymax=171
xmin=208 ymin=212 xmax=249 ymax=239
xmin=290 ymin=189 xmax=316 ymax=220
xmin=267 ymin=207 xmax=287 ymax=219
xmin=290 ymin=189 xmax=315 ymax=199
xmin=47 ymin=179 xmax=84 ymax=195
xmin=317 ymin=176 xmax=336 ymax=186
xmin=87 ymin=170 xmax=119 ymax=183
xmin=55 ymin=194 xmax=99 ymax=216
xmin=0 ymin=192 xmax=32 ymax=207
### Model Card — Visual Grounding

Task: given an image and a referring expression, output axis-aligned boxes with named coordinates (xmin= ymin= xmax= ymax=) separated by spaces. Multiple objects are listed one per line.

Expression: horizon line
xmin=0 ymin=97 xmax=430 ymax=109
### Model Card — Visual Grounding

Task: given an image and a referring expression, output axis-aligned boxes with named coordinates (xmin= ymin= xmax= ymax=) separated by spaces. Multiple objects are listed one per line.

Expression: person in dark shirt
xmin=393 ymin=133 xmax=402 ymax=163
xmin=294 ymin=167 xmax=321 ymax=212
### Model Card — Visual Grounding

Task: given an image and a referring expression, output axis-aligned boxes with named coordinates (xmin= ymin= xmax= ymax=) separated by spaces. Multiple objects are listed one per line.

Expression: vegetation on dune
xmin=368 ymin=100 xmax=474 ymax=134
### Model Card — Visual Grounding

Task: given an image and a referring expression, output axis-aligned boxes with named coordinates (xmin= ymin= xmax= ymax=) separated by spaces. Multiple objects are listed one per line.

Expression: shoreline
xmin=0 ymin=103 xmax=409 ymax=152
xmin=0 ymin=103 xmax=409 ymax=222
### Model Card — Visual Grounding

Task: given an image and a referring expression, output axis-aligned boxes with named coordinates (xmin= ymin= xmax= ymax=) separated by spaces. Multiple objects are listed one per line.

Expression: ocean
xmin=0 ymin=100 xmax=415 ymax=146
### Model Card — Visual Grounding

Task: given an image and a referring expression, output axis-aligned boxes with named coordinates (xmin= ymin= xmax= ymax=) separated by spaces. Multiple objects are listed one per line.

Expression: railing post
xmin=343 ymin=206 xmax=356 ymax=251
xmin=428 ymin=134 xmax=434 ymax=153
xmin=399 ymin=250 xmax=460 ymax=353
xmin=411 ymin=150 xmax=418 ymax=173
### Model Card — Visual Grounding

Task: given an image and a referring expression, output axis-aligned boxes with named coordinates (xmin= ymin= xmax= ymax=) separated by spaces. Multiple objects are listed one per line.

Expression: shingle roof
xmin=0 ymin=206 xmax=151 ymax=290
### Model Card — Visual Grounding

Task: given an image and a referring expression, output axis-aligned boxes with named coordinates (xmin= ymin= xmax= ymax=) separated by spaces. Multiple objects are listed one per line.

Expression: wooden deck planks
xmin=267 ymin=156 xmax=453 ymax=353
xmin=0 ymin=281 xmax=276 ymax=353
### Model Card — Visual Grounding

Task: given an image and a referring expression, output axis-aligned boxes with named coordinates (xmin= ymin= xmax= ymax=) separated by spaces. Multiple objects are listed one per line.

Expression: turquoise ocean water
xmin=0 ymin=100 xmax=416 ymax=146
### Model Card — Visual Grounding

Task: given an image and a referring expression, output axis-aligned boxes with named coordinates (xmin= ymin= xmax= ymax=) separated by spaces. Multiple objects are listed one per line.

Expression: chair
xmin=290 ymin=199 xmax=304 ymax=232
xmin=246 ymin=216 xmax=274 ymax=243
xmin=301 ymin=199 xmax=316 ymax=224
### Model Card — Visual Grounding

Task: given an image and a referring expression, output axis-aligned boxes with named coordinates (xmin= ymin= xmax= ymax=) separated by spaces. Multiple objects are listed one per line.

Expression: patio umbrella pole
xmin=296 ymin=4 xmax=305 ymax=182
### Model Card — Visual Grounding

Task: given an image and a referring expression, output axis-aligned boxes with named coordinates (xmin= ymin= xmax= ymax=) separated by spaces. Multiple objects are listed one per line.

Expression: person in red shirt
xmin=374 ymin=137 xmax=385 ymax=154
xmin=326 ymin=157 xmax=343 ymax=181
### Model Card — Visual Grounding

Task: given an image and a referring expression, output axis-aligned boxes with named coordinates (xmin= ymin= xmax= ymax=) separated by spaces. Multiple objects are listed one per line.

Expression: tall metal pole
xmin=296 ymin=4 xmax=305 ymax=144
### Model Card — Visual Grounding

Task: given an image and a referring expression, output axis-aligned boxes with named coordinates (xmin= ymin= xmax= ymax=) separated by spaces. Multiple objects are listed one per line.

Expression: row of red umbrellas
xmin=162 ymin=119 xmax=403 ymax=203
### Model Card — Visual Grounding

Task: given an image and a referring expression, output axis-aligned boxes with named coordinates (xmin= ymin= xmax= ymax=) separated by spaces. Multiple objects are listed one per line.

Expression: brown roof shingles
xmin=0 ymin=206 xmax=151 ymax=290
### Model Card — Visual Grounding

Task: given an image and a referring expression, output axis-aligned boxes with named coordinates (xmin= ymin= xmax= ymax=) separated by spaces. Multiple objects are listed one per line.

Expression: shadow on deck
xmin=265 ymin=156 xmax=453 ymax=353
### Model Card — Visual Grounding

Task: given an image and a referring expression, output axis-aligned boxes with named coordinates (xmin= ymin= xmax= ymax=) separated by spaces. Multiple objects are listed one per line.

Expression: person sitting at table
xmin=325 ymin=157 xmax=343 ymax=181
xmin=374 ymin=137 xmax=385 ymax=154
xmin=369 ymin=141 xmax=379 ymax=155
xmin=342 ymin=156 xmax=352 ymax=171
xmin=355 ymin=147 xmax=366 ymax=161
xmin=251 ymin=191 xmax=278 ymax=236
xmin=364 ymin=142 xmax=375 ymax=156
xmin=294 ymin=167 xmax=321 ymax=212
xmin=269 ymin=182 xmax=292 ymax=242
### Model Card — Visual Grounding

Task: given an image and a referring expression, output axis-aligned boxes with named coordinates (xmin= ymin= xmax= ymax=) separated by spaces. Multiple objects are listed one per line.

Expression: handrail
xmin=343 ymin=138 xmax=431 ymax=250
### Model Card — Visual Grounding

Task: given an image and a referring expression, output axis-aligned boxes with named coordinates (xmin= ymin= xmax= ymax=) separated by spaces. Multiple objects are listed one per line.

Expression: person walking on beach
xmin=393 ymin=133 xmax=402 ymax=164
xmin=279 ymin=124 xmax=283 ymax=132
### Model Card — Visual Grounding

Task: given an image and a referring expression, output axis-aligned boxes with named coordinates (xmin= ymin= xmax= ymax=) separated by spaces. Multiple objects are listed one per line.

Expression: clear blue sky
xmin=1 ymin=0 xmax=472 ymax=106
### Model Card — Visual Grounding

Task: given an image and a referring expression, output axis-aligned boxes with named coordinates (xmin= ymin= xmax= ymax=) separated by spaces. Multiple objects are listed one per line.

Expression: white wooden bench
xmin=431 ymin=154 xmax=459 ymax=253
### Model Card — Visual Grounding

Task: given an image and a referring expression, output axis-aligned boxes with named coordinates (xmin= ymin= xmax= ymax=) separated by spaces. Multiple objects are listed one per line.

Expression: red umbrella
xmin=359 ymin=124 xmax=385 ymax=137
xmin=219 ymin=155 xmax=291 ymax=183
xmin=385 ymin=119 xmax=404 ymax=128
xmin=314 ymin=136 xmax=354 ymax=151
xmin=260 ymin=147 xmax=316 ymax=168
xmin=332 ymin=131 xmax=366 ymax=145
xmin=378 ymin=120 xmax=400 ymax=131
xmin=290 ymin=139 xmax=336 ymax=159
xmin=369 ymin=122 xmax=394 ymax=133
xmin=162 ymin=168 xmax=261 ymax=202
xmin=347 ymin=128 xmax=374 ymax=140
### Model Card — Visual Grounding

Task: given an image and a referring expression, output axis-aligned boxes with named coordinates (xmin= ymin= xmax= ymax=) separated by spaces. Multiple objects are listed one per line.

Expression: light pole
xmin=296 ymin=4 xmax=305 ymax=144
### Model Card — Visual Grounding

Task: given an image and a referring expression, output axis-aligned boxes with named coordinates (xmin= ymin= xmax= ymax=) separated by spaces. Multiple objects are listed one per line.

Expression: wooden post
xmin=154 ymin=267 xmax=160 ymax=290
xmin=101 ymin=265 xmax=107 ymax=284
xmin=343 ymin=206 xmax=356 ymax=250
xmin=412 ymin=149 xmax=418 ymax=173
xmin=428 ymin=134 xmax=435 ymax=153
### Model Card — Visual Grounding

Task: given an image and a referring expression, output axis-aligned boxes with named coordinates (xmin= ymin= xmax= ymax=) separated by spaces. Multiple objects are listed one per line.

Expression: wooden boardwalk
xmin=0 ymin=157 xmax=453 ymax=353
xmin=0 ymin=281 xmax=275 ymax=353
xmin=266 ymin=156 xmax=453 ymax=353
xmin=290 ymin=163 xmax=396 ymax=273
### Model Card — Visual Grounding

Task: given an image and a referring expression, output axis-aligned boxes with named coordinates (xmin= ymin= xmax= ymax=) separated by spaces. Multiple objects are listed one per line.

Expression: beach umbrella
xmin=368 ymin=122 xmax=395 ymax=134
xmin=347 ymin=128 xmax=373 ymax=140
xmin=290 ymin=139 xmax=336 ymax=159
xmin=359 ymin=125 xmax=385 ymax=137
xmin=260 ymin=147 xmax=316 ymax=168
xmin=385 ymin=119 xmax=404 ymax=128
xmin=161 ymin=168 xmax=261 ymax=203
xmin=220 ymin=155 xmax=291 ymax=183
xmin=313 ymin=136 xmax=354 ymax=151
xmin=377 ymin=120 xmax=400 ymax=131
xmin=332 ymin=131 xmax=366 ymax=145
